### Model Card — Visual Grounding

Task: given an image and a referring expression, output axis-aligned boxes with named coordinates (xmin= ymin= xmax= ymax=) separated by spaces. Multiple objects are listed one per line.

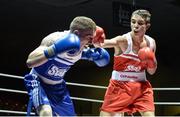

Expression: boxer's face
xmin=79 ymin=30 xmax=95 ymax=46
xmin=130 ymin=14 xmax=147 ymax=36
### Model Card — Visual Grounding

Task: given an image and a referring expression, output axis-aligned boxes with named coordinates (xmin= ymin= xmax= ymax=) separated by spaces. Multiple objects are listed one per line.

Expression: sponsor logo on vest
xmin=125 ymin=65 xmax=141 ymax=72
xmin=47 ymin=65 xmax=67 ymax=77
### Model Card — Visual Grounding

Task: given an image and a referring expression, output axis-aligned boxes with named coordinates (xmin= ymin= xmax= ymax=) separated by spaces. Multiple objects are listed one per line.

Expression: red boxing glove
xmin=138 ymin=47 xmax=155 ymax=61
xmin=138 ymin=47 xmax=156 ymax=68
xmin=147 ymin=59 xmax=156 ymax=68
xmin=92 ymin=26 xmax=106 ymax=44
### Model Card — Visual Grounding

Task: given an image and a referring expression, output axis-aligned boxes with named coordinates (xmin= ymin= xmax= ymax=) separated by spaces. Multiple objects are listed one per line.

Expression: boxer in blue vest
xmin=24 ymin=16 xmax=109 ymax=116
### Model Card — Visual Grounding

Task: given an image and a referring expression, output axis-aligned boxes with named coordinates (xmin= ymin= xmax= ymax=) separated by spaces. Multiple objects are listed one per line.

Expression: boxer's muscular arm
xmin=93 ymin=26 xmax=119 ymax=48
xmin=92 ymin=26 xmax=124 ymax=54
xmin=99 ymin=36 xmax=125 ymax=55
xmin=26 ymin=36 xmax=54 ymax=68
xmin=26 ymin=33 xmax=80 ymax=68
xmin=96 ymin=36 xmax=121 ymax=48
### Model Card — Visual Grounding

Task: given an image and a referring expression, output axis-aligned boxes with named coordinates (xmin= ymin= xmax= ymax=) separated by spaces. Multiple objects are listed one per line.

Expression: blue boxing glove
xmin=81 ymin=48 xmax=110 ymax=67
xmin=44 ymin=33 xmax=80 ymax=58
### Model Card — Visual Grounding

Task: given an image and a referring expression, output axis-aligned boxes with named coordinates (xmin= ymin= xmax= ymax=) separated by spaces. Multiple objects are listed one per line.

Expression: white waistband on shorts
xmin=30 ymin=69 xmax=64 ymax=85
xmin=111 ymin=70 xmax=147 ymax=82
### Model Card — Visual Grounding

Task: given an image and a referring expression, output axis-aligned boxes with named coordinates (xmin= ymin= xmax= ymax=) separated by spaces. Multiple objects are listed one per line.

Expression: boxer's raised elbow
xmin=26 ymin=59 xmax=34 ymax=68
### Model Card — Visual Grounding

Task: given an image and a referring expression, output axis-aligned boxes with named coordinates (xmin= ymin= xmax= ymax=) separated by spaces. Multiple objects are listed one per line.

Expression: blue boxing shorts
xmin=24 ymin=74 xmax=76 ymax=116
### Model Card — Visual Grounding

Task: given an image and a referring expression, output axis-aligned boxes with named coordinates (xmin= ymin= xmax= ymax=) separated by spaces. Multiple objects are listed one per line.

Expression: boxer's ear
xmin=146 ymin=23 xmax=151 ymax=30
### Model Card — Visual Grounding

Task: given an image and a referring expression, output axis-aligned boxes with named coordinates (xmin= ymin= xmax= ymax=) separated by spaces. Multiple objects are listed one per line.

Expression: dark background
xmin=0 ymin=0 xmax=180 ymax=116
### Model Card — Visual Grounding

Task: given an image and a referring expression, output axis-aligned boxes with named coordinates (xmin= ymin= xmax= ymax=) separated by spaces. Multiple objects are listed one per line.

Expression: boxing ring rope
xmin=0 ymin=73 xmax=180 ymax=115
xmin=0 ymin=109 xmax=35 ymax=115
xmin=1 ymin=73 xmax=180 ymax=91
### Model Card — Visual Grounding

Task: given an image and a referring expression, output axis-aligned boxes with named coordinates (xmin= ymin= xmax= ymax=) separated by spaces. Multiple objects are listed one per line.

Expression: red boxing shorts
xmin=100 ymin=79 xmax=154 ymax=114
